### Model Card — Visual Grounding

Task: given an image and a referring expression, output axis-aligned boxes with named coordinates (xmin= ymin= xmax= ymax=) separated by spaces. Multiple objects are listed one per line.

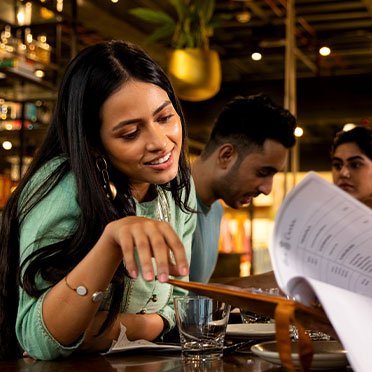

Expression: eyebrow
xmin=332 ymin=155 xmax=365 ymax=162
xmin=112 ymin=101 xmax=172 ymax=132
xmin=262 ymin=166 xmax=279 ymax=174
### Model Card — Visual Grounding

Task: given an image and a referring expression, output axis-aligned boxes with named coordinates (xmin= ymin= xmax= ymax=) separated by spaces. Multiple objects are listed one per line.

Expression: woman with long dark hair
xmin=0 ymin=40 xmax=196 ymax=360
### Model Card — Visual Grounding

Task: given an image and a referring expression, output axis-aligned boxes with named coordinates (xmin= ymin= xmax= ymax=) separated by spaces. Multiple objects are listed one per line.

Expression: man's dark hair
xmin=201 ymin=93 xmax=296 ymax=159
xmin=331 ymin=126 xmax=372 ymax=160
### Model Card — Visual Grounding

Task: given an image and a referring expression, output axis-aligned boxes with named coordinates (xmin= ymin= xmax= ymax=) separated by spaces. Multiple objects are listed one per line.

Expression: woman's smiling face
xmin=100 ymin=79 xmax=182 ymax=201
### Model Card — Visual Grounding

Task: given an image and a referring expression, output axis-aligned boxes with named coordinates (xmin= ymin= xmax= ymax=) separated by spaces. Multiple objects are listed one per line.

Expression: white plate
xmin=251 ymin=340 xmax=348 ymax=370
xmin=226 ymin=323 xmax=276 ymax=340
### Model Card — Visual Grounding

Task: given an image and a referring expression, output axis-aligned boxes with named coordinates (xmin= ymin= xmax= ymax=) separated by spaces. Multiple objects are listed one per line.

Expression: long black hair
xmin=0 ymin=40 xmax=192 ymax=360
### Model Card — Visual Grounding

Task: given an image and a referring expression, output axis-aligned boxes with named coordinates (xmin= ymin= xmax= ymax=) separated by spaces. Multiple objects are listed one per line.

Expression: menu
xmin=270 ymin=172 xmax=372 ymax=372
xmin=169 ymin=172 xmax=372 ymax=372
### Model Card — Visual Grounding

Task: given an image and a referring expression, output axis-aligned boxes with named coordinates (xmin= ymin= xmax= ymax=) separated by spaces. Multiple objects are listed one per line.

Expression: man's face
xmin=213 ymin=139 xmax=288 ymax=209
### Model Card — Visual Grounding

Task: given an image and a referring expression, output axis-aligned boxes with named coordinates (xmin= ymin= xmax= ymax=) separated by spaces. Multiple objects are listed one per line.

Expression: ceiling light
xmin=236 ymin=11 xmax=251 ymax=23
xmin=57 ymin=0 xmax=63 ymax=12
xmin=319 ymin=46 xmax=331 ymax=56
xmin=343 ymin=123 xmax=356 ymax=132
xmin=294 ymin=127 xmax=304 ymax=137
xmin=2 ymin=141 xmax=12 ymax=150
xmin=111 ymin=0 xmax=119 ymax=3
xmin=251 ymin=52 xmax=262 ymax=61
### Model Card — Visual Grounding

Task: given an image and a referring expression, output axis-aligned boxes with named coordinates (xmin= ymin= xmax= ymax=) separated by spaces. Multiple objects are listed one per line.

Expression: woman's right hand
xmin=103 ymin=216 xmax=189 ymax=283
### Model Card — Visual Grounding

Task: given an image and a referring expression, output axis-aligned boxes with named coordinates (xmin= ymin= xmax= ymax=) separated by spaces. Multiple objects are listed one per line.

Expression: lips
xmin=148 ymin=152 xmax=171 ymax=165
xmin=339 ymin=183 xmax=354 ymax=191
xmin=145 ymin=150 xmax=172 ymax=165
xmin=144 ymin=149 xmax=175 ymax=171
xmin=240 ymin=197 xmax=252 ymax=206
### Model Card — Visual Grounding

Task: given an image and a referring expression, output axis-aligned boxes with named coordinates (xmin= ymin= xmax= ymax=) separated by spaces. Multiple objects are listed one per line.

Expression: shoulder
xmin=211 ymin=199 xmax=224 ymax=215
xmin=26 ymin=156 xmax=75 ymax=192
xmin=21 ymin=157 xmax=73 ymax=201
xmin=20 ymin=157 xmax=79 ymax=226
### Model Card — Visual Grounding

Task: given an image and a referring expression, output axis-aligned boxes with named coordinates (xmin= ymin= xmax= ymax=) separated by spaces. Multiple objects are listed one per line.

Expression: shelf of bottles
xmin=0 ymin=1 xmax=65 ymax=207
xmin=217 ymin=192 xmax=276 ymax=277
xmin=0 ymin=23 xmax=53 ymax=84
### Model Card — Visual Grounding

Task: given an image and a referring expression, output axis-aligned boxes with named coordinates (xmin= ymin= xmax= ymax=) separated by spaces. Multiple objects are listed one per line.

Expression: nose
xmin=146 ymin=123 xmax=168 ymax=152
xmin=339 ymin=165 xmax=350 ymax=178
xmin=258 ymin=177 xmax=273 ymax=196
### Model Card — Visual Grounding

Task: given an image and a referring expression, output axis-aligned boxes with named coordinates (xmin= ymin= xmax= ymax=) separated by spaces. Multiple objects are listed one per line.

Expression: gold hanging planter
xmin=167 ymin=48 xmax=222 ymax=102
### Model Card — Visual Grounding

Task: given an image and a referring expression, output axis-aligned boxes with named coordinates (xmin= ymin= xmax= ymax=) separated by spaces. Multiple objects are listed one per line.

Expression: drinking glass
xmin=174 ymin=296 xmax=231 ymax=362
xmin=240 ymin=287 xmax=279 ymax=324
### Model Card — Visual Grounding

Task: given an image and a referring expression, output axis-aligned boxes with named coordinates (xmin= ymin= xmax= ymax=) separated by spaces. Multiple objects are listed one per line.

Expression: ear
xmin=89 ymin=145 xmax=104 ymax=159
xmin=217 ymin=144 xmax=238 ymax=170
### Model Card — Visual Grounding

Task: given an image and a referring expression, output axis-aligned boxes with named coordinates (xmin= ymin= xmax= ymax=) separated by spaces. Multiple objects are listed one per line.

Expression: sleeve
xmin=157 ymin=179 xmax=197 ymax=332
xmin=16 ymin=170 xmax=84 ymax=360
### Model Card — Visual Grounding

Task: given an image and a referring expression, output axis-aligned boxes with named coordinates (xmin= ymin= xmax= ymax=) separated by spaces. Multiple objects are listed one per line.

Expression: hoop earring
xmin=95 ymin=157 xmax=117 ymax=200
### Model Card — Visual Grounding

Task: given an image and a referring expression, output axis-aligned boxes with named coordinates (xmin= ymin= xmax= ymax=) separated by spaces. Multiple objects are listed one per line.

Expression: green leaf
xmin=200 ymin=0 xmax=215 ymax=23
xmin=145 ymin=23 xmax=176 ymax=44
xmin=184 ymin=32 xmax=195 ymax=48
xmin=169 ymin=0 xmax=191 ymax=20
xmin=129 ymin=8 xmax=175 ymax=24
xmin=208 ymin=13 xmax=232 ymax=29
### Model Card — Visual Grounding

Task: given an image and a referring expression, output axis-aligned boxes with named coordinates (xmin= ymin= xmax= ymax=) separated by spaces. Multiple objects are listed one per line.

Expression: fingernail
xmin=158 ymin=273 xmax=168 ymax=283
xmin=180 ymin=266 xmax=188 ymax=276
xmin=130 ymin=270 xmax=138 ymax=279
xmin=144 ymin=271 xmax=154 ymax=281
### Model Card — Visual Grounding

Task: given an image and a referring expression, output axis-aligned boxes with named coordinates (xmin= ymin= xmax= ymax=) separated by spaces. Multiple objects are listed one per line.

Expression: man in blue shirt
xmin=190 ymin=94 xmax=296 ymax=283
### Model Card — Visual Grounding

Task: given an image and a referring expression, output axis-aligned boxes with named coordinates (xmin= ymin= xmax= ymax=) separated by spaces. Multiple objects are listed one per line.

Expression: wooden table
xmin=0 ymin=350 xmax=354 ymax=372
xmin=0 ymin=351 xmax=285 ymax=372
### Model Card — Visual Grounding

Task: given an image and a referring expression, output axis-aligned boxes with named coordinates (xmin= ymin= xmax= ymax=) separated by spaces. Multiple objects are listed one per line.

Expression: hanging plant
xmin=130 ymin=0 xmax=231 ymax=101
xmin=130 ymin=0 xmax=230 ymax=50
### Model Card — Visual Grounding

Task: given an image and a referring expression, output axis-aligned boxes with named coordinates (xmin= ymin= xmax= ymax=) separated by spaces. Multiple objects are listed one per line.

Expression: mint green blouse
xmin=16 ymin=157 xmax=197 ymax=360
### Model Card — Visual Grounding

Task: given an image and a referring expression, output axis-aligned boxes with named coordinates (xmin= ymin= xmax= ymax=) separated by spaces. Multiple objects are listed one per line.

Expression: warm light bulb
xmin=251 ymin=52 xmax=262 ymax=61
xmin=111 ymin=0 xmax=119 ymax=3
xmin=2 ymin=141 xmax=12 ymax=150
xmin=294 ymin=127 xmax=303 ymax=137
xmin=17 ymin=10 xmax=25 ymax=25
xmin=34 ymin=69 xmax=45 ymax=78
xmin=236 ymin=11 xmax=251 ymax=23
xmin=343 ymin=123 xmax=356 ymax=132
xmin=319 ymin=46 xmax=331 ymax=56
xmin=57 ymin=0 xmax=63 ymax=12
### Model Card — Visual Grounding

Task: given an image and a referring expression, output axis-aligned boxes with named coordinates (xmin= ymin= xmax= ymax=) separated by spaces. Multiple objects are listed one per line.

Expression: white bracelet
xmin=64 ymin=276 xmax=105 ymax=303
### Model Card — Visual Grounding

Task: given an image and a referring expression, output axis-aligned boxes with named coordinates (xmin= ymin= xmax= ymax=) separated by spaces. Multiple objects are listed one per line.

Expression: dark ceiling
xmin=81 ymin=0 xmax=372 ymax=170
xmin=1 ymin=0 xmax=372 ymax=171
